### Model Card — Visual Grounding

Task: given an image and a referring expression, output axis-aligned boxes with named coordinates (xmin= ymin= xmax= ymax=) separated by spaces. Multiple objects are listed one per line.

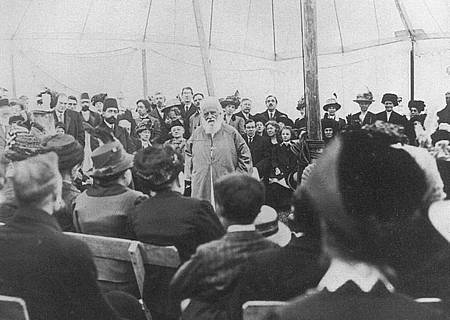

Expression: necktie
xmin=249 ymin=137 xmax=253 ymax=144
xmin=269 ymin=112 xmax=274 ymax=120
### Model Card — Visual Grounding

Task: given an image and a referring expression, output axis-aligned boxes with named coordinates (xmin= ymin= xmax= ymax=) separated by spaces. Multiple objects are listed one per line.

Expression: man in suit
xmin=244 ymin=119 xmax=270 ymax=179
xmin=179 ymin=87 xmax=198 ymax=138
xmin=170 ymin=174 xmax=279 ymax=319
xmin=436 ymin=91 xmax=450 ymax=124
xmin=347 ymin=91 xmax=376 ymax=128
xmin=79 ymin=92 xmax=102 ymax=151
xmin=97 ymin=98 xmax=136 ymax=153
xmin=255 ymin=95 xmax=293 ymax=126
xmin=376 ymin=93 xmax=408 ymax=127
xmin=149 ymin=92 xmax=171 ymax=143
xmin=53 ymin=94 xmax=85 ymax=145
xmin=235 ymin=98 xmax=255 ymax=122
xmin=0 ymin=152 xmax=133 ymax=320
xmin=135 ymin=99 xmax=161 ymax=144
xmin=188 ymin=93 xmax=204 ymax=137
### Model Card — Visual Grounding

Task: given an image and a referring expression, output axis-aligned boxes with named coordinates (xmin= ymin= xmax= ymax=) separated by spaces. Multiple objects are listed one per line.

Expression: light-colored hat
xmin=323 ymin=96 xmax=341 ymax=111
xmin=254 ymin=205 xmax=292 ymax=247
xmin=353 ymin=90 xmax=375 ymax=103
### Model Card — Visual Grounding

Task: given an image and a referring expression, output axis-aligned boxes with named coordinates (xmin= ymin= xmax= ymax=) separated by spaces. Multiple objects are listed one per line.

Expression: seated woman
xmin=268 ymin=129 xmax=448 ymax=320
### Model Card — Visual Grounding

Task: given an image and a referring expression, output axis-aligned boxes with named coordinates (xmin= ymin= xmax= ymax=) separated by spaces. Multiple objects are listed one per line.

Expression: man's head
xmin=102 ymin=98 xmax=119 ymax=124
xmin=193 ymin=93 xmax=204 ymax=107
xmin=241 ymin=98 xmax=252 ymax=114
xmin=55 ymin=94 xmax=68 ymax=113
xmin=12 ymin=152 xmax=63 ymax=211
xmin=214 ymin=174 xmax=265 ymax=226
xmin=245 ymin=119 xmax=256 ymax=137
xmin=67 ymin=96 xmax=78 ymax=110
xmin=381 ymin=93 xmax=399 ymax=112
xmin=445 ymin=91 xmax=450 ymax=105
xmin=265 ymin=95 xmax=278 ymax=111
xmin=181 ymin=87 xmax=193 ymax=104
xmin=170 ymin=122 xmax=185 ymax=138
xmin=91 ymin=93 xmax=107 ymax=113
xmin=200 ymin=97 xmax=223 ymax=135
xmin=136 ymin=99 xmax=150 ymax=117
xmin=154 ymin=92 xmax=166 ymax=109
xmin=255 ymin=119 xmax=265 ymax=135
xmin=80 ymin=92 xmax=90 ymax=111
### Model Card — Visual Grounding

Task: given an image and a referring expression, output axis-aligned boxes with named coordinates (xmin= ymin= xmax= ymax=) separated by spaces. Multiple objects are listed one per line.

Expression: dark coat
xmin=149 ymin=108 xmax=171 ymax=143
xmin=244 ymin=134 xmax=271 ymax=178
xmin=323 ymin=114 xmax=346 ymax=131
xmin=224 ymin=114 xmax=245 ymax=136
xmin=53 ymin=181 xmax=80 ymax=232
xmin=179 ymin=103 xmax=199 ymax=138
xmin=375 ymin=110 xmax=408 ymax=127
xmin=0 ymin=207 xmax=121 ymax=320
xmin=80 ymin=110 xmax=102 ymax=150
xmin=227 ymin=235 xmax=326 ymax=319
xmin=127 ymin=190 xmax=225 ymax=317
xmin=135 ymin=114 xmax=161 ymax=144
xmin=267 ymin=281 xmax=446 ymax=320
xmin=97 ymin=121 xmax=137 ymax=154
xmin=271 ymin=142 xmax=298 ymax=180
xmin=255 ymin=110 xmax=294 ymax=126
xmin=234 ymin=111 xmax=255 ymax=122
xmin=437 ymin=105 xmax=450 ymax=124
xmin=348 ymin=111 xmax=376 ymax=128
xmin=53 ymin=109 xmax=85 ymax=145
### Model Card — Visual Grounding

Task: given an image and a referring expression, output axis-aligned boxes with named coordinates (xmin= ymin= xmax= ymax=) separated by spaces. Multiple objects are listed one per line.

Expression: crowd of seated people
xmin=1 ymin=86 xmax=450 ymax=319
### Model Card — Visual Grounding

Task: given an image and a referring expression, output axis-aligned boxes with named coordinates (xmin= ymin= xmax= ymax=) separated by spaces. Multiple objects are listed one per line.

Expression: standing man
xmin=135 ymin=99 xmax=161 ymax=144
xmin=97 ymin=98 xmax=136 ymax=153
xmin=149 ymin=92 xmax=171 ymax=143
xmin=244 ymin=119 xmax=270 ymax=179
xmin=91 ymin=93 xmax=107 ymax=114
xmin=235 ymin=98 xmax=255 ymax=121
xmin=185 ymin=97 xmax=252 ymax=203
xmin=255 ymin=95 xmax=293 ymax=126
xmin=53 ymin=94 xmax=85 ymax=145
xmin=436 ymin=91 xmax=450 ymax=125
xmin=186 ymin=92 xmax=204 ymax=138
xmin=347 ymin=90 xmax=376 ymax=128
xmin=67 ymin=95 xmax=78 ymax=111
xmin=376 ymin=93 xmax=408 ymax=127
xmin=179 ymin=87 xmax=197 ymax=121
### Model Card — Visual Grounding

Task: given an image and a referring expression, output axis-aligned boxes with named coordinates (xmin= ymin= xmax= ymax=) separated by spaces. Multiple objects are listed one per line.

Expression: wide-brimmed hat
xmin=0 ymin=98 xmax=9 ymax=108
xmin=353 ymin=90 xmax=374 ymax=103
xmin=254 ymin=205 xmax=292 ymax=247
xmin=408 ymin=100 xmax=425 ymax=113
xmin=89 ymin=141 xmax=133 ymax=177
xmin=219 ymin=95 xmax=240 ymax=108
xmin=41 ymin=134 xmax=84 ymax=171
xmin=323 ymin=97 xmax=341 ymax=111
xmin=5 ymin=132 xmax=43 ymax=162
xmin=381 ymin=93 xmax=399 ymax=106
xmin=162 ymin=98 xmax=182 ymax=111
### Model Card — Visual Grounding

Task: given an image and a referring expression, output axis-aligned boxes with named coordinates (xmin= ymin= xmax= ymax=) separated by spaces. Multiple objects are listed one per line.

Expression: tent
xmin=0 ymin=0 xmax=449 ymax=119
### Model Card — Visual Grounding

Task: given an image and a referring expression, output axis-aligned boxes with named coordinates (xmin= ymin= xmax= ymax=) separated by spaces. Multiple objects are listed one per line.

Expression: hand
xmin=275 ymin=167 xmax=281 ymax=175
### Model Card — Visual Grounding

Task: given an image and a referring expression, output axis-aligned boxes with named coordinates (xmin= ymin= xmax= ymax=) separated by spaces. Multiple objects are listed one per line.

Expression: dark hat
xmin=0 ymin=98 xmax=9 ymax=108
xmin=41 ymin=134 xmax=84 ymax=171
xmin=8 ymin=115 xmax=25 ymax=125
xmin=322 ymin=97 xmax=341 ymax=111
xmin=80 ymin=92 xmax=90 ymax=101
xmin=90 ymin=141 xmax=133 ymax=177
xmin=136 ymin=122 xmax=152 ymax=135
xmin=170 ymin=119 xmax=184 ymax=129
xmin=133 ymin=145 xmax=184 ymax=192
xmin=219 ymin=95 xmax=240 ymax=108
xmin=103 ymin=98 xmax=118 ymax=112
xmin=5 ymin=132 xmax=43 ymax=162
xmin=91 ymin=93 xmax=107 ymax=105
xmin=408 ymin=100 xmax=425 ymax=113
xmin=381 ymin=93 xmax=399 ymax=106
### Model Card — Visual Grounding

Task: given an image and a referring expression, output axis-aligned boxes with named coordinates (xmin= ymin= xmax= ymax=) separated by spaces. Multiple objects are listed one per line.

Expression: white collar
xmin=386 ymin=110 xmax=392 ymax=114
xmin=317 ymin=258 xmax=394 ymax=293
xmin=227 ymin=224 xmax=256 ymax=233
xmin=104 ymin=120 xmax=114 ymax=128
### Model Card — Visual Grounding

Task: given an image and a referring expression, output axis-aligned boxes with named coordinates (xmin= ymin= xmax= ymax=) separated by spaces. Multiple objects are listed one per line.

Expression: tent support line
xmin=141 ymin=0 xmax=153 ymax=99
xmin=394 ymin=0 xmax=415 ymax=100
xmin=300 ymin=0 xmax=323 ymax=157
xmin=10 ymin=53 xmax=17 ymax=99
xmin=193 ymin=0 xmax=215 ymax=96
xmin=271 ymin=0 xmax=277 ymax=60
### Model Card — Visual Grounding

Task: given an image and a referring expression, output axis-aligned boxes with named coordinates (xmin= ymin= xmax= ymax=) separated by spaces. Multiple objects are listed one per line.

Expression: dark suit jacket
xmin=437 ymin=105 xmax=450 ymax=124
xmin=80 ymin=110 xmax=102 ymax=150
xmin=0 ymin=207 xmax=121 ymax=320
xmin=255 ymin=109 xmax=293 ymax=126
xmin=267 ymin=281 xmax=446 ymax=320
xmin=54 ymin=109 xmax=85 ymax=145
xmin=234 ymin=111 xmax=255 ymax=122
xmin=127 ymin=190 xmax=224 ymax=317
xmin=244 ymin=134 xmax=271 ymax=178
xmin=348 ymin=111 xmax=376 ymax=128
xmin=179 ymin=103 xmax=199 ymax=138
xmin=149 ymin=108 xmax=171 ymax=143
xmin=375 ymin=110 xmax=408 ymax=127
xmin=97 ymin=121 xmax=136 ymax=154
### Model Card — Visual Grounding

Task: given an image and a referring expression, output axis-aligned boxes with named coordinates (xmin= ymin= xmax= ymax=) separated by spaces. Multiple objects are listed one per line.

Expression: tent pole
xmin=300 ymin=0 xmax=323 ymax=158
xmin=141 ymin=49 xmax=148 ymax=98
xmin=10 ymin=53 xmax=17 ymax=99
xmin=410 ymin=40 xmax=415 ymax=100
xmin=193 ymin=0 xmax=215 ymax=96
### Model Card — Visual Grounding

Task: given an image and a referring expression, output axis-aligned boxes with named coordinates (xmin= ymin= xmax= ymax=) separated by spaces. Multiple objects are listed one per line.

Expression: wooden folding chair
xmin=0 ymin=295 xmax=30 ymax=320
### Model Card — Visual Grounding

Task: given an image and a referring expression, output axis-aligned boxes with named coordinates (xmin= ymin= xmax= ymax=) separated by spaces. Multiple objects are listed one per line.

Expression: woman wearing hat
xmin=135 ymin=122 xmax=153 ymax=150
xmin=322 ymin=95 xmax=345 ymax=131
xmin=220 ymin=96 xmax=245 ymax=136
xmin=376 ymin=93 xmax=408 ymax=127
xmin=73 ymin=140 xmax=145 ymax=240
xmin=269 ymin=129 xmax=448 ymax=320
xmin=408 ymin=100 xmax=427 ymax=146
xmin=347 ymin=90 xmax=376 ymax=128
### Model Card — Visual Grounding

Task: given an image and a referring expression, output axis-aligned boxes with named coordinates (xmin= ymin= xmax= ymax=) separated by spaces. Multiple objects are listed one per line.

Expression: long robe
xmin=185 ymin=123 xmax=252 ymax=203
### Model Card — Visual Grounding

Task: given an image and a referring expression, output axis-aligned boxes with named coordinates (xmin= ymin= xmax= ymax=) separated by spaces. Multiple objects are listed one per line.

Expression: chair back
xmin=242 ymin=301 xmax=288 ymax=320
xmin=0 ymin=295 xmax=30 ymax=320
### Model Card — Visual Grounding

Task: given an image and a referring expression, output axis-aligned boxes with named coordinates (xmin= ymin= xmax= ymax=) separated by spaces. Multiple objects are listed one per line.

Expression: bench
xmin=242 ymin=301 xmax=288 ymax=320
xmin=65 ymin=232 xmax=180 ymax=320
xmin=0 ymin=295 xmax=30 ymax=320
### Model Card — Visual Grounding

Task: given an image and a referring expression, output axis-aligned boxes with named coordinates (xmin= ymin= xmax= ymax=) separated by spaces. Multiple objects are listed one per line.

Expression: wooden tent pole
xmin=141 ymin=49 xmax=149 ymax=98
xmin=10 ymin=53 xmax=17 ymax=99
xmin=301 ymin=0 xmax=323 ymax=157
xmin=193 ymin=0 xmax=215 ymax=96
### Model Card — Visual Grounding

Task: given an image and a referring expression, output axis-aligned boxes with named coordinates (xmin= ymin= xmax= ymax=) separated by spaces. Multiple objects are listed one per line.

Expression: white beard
xmin=201 ymin=116 xmax=223 ymax=135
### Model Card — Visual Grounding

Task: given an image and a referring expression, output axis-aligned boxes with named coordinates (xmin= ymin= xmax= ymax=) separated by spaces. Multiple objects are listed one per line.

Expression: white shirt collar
xmin=227 ymin=224 xmax=256 ymax=233
xmin=317 ymin=258 xmax=394 ymax=293
xmin=104 ymin=120 xmax=114 ymax=128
